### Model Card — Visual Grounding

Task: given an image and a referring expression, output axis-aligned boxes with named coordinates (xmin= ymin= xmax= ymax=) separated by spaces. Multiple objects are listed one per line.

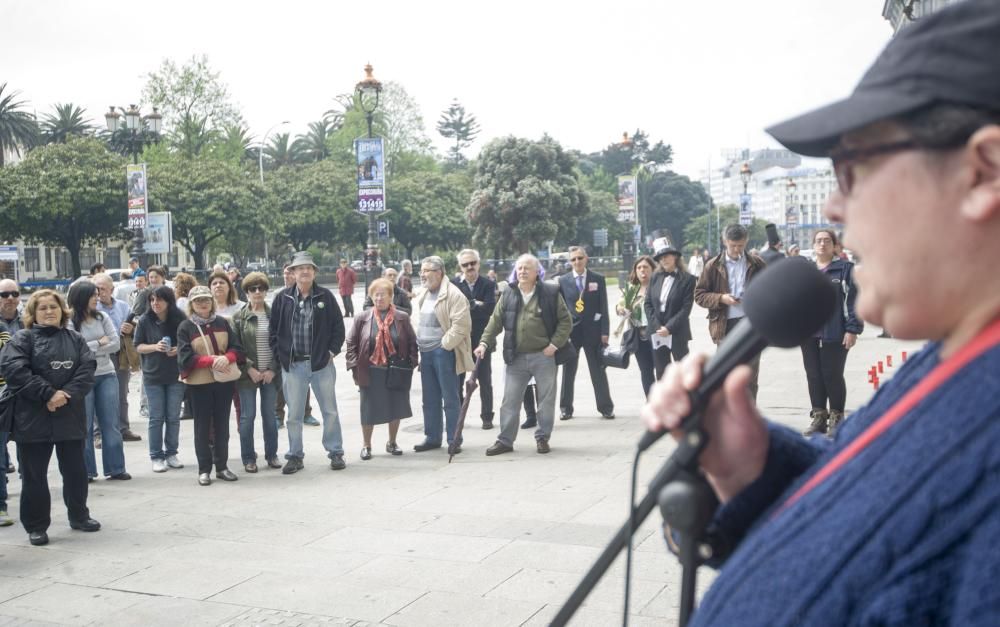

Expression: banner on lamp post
xmin=617 ymin=175 xmax=637 ymax=223
xmin=143 ymin=212 xmax=173 ymax=255
xmin=126 ymin=164 xmax=148 ymax=229
xmin=355 ymin=137 xmax=386 ymax=214
xmin=739 ymin=193 xmax=752 ymax=226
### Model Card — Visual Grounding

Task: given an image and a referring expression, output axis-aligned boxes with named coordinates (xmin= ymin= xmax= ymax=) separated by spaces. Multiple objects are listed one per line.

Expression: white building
xmin=882 ymin=0 xmax=959 ymax=33
xmin=4 ymin=239 xmax=197 ymax=285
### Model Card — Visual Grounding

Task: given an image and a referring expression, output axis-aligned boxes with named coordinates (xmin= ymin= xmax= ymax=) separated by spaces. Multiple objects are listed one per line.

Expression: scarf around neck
xmin=370 ymin=305 xmax=397 ymax=366
xmin=189 ymin=312 xmax=217 ymax=326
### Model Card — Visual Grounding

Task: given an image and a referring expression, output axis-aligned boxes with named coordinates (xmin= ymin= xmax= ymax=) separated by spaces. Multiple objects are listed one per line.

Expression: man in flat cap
xmin=642 ymin=2 xmax=1000 ymax=624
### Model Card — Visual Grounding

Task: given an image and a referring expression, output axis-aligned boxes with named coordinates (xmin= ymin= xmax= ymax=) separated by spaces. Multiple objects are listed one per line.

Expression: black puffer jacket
xmin=0 ymin=325 xmax=96 ymax=443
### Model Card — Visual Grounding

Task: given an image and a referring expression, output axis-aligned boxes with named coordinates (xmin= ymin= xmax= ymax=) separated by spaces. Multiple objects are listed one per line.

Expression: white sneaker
xmin=152 ymin=459 xmax=168 ymax=473
xmin=165 ymin=455 xmax=184 ymax=469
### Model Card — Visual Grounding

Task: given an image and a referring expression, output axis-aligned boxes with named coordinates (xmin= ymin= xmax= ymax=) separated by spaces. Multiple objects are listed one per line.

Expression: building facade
xmin=882 ymin=0 xmax=960 ymax=33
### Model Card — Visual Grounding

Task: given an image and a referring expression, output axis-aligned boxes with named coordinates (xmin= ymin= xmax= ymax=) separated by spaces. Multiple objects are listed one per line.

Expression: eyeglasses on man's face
xmin=831 ymin=139 xmax=920 ymax=196
xmin=570 ymin=256 xmax=585 ymax=263
xmin=245 ymin=285 xmax=268 ymax=293
xmin=460 ymin=261 xmax=477 ymax=269
xmin=0 ymin=291 xmax=19 ymax=299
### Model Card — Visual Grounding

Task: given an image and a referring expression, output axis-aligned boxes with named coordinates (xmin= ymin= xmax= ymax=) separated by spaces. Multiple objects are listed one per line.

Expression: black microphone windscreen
xmin=742 ymin=259 xmax=838 ymax=348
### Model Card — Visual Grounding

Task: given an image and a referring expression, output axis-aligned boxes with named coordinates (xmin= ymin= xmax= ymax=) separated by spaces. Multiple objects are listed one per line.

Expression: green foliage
xmin=169 ymin=113 xmax=219 ymax=159
xmin=640 ymin=171 xmax=712 ymax=250
xmin=387 ymin=169 xmax=473 ymax=260
xmin=263 ymin=132 xmax=306 ymax=169
xmin=0 ymin=136 xmax=126 ymax=276
xmin=214 ymin=124 xmax=257 ymax=164
xmin=149 ymin=154 xmax=262 ymax=269
xmin=569 ymin=189 xmax=630 ymax=251
xmin=594 ymin=129 xmax=673 ymax=178
xmin=684 ymin=204 xmax=770 ymax=254
xmin=294 ymin=119 xmax=337 ymax=163
xmin=468 ymin=135 xmax=588 ymax=256
xmin=437 ymin=99 xmax=480 ymax=167
xmin=141 ymin=55 xmax=242 ymax=132
xmin=40 ymin=103 xmax=94 ymax=144
xmin=0 ymin=83 xmax=38 ymax=166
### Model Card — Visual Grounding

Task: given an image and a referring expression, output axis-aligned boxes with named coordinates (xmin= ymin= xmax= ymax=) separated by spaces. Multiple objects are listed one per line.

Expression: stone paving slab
xmin=0 ymin=289 xmax=926 ymax=626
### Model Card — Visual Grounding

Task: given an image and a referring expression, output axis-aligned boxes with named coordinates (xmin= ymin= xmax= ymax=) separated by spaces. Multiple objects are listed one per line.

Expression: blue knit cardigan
xmin=689 ymin=341 xmax=1000 ymax=626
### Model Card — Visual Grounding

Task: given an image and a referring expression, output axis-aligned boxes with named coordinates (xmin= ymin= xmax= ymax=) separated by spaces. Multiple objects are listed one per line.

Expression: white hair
xmin=457 ymin=249 xmax=481 ymax=262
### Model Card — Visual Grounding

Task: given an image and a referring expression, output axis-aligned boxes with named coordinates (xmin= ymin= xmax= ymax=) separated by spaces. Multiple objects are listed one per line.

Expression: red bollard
xmin=878 ymin=360 xmax=884 ymax=374
xmin=886 ymin=354 xmax=893 ymax=367
xmin=902 ymin=351 xmax=908 ymax=362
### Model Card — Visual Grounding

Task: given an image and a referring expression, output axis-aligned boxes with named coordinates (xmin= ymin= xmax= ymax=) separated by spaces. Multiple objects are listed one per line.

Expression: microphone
xmin=637 ymin=259 xmax=837 ymax=452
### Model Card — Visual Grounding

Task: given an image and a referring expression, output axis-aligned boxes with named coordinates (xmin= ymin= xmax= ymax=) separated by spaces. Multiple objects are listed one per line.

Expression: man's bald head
xmin=0 ymin=278 xmax=20 ymax=318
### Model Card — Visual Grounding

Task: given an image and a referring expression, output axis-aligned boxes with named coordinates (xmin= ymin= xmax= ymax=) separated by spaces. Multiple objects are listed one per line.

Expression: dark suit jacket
xmin=558 ymin=270 xmax=609 ymax=347
xmin=451 ymin=274 xmax=497 ymax=345
xmin=644 ymin=270 xmax=695 ymax=346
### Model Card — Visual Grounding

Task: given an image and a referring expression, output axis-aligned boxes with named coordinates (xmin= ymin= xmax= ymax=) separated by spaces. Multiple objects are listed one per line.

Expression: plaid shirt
xmin=291 ymin=285 xmax=314 ymax=358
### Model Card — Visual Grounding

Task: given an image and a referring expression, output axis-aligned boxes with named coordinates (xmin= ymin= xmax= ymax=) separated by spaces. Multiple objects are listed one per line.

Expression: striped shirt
xmin=255 ymin=312 xmax=272 ymax=371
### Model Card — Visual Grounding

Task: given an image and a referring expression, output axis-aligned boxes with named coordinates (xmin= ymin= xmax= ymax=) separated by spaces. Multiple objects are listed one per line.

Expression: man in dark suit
xmin=452 ymin=249 xmax=497 ymax=429
xmin=643 ymin=237 xmax=696 ymax=379
xmin=558 ymin=246 xmax=614 ymax=420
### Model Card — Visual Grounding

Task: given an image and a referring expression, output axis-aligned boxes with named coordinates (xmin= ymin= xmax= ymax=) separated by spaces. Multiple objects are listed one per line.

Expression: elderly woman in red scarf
xmin=345 ymin=278 xmax=419 ymax=460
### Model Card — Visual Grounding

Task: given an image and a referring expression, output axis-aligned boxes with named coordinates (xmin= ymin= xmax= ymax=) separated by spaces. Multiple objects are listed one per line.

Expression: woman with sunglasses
xmin=801 ymin=229 xmax=863 ymax=437
xmin=0 ymin=290 xmax=99 ymax=546
xmin=67 ymin=281 xmax=131 ymax=482
xmin=231 ymin=272 xmax=281 ymax=472
xmin=134 ymin=286 xmax=187 ymax=473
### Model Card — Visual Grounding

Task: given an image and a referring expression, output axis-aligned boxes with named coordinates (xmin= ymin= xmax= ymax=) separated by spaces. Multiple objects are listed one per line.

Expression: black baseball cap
xmin=767 ymin=0 xmax=1000 ymax=157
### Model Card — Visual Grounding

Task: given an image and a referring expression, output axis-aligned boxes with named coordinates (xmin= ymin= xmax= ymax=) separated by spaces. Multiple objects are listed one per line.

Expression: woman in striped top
xmin=231 ymin=272 xmax=281 ymax=473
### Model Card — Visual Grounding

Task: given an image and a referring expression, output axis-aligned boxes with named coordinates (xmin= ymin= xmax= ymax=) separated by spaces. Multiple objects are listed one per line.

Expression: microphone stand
xmin=550 ymin=424 xmax=718 ymax=627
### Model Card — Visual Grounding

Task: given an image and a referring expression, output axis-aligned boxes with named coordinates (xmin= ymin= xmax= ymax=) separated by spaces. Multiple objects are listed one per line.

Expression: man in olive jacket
xmin=476 ymin=254 xmax=572 ymax=456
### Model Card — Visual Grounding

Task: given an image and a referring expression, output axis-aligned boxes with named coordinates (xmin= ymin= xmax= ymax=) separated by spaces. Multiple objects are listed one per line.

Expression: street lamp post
xmin=258 ymin=120 xmax=290 ymax=278
xmin=785 ymin=178 xmax=797 ymax=247
xmin=620 ymin=132 xmax=635 ymax=276
xmin=739 ymin=161 xmax=753 ymax=231
xmin=356 ymin=64 xmax=383 ymax=287
xmin=105 ymin=104 xmax=162 ymax=270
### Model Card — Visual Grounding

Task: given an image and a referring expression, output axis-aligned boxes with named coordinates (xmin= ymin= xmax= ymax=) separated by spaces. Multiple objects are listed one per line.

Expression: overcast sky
xmin=2 ymin=0 xmax=892 ymax=178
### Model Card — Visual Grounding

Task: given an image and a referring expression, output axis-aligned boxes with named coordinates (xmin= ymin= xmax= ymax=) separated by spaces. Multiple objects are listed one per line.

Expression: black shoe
xmin=216 ymin=469 xmax=239 ymax=481
xmin=536 ymin=439 xmax=551 ymax=454
xmin=330 ymin=455 xmax=346 ymax=470
xmin=601 ymin=413 xmax=616 ymax=420
xmin=520 ymin=418 xmax=537 ymax=429
xmin=413 ymin=441 xmax=442 ymax=452
xmin=282 ymin=458 xmax=304 ymax=475
xmin=486 ymin=441 xmax=514 ymax=456
xmin=448 ymin=444 xmax=462 ymax=455
xmin=108 ymin=472 xmax=132 ymax=480
xmin=386 ymin=442 xmax=403 ymax=456
xmin=69 ymin=518 xmax=101 ymax=532
xmin=482 ymin=419 xmax=494 ymax=430
xmin=121 ymin=430 xmax=142 ymax=442
xmin=559 ymin=412 xmax=573 ymax=421
xmin=266 ymin=457 xmax=283 ymax=469
xmin=360 ymin=447 xmax=372 ymax=461
xmin=29 ymin=531 xmax=49 ymax=546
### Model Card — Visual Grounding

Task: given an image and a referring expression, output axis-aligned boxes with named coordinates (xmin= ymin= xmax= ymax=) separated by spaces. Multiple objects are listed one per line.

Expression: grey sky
xmin=2 ymin=0 xmax=891 ymax=178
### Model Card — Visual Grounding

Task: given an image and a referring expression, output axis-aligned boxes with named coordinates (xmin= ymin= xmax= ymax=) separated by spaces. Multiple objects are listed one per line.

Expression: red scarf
xmin=370 ymin=305 xmax=397 ymax=366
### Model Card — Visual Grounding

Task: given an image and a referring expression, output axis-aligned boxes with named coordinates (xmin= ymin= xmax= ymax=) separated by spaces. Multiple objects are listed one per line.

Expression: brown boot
xmin=803 ymin=408 xmax=828 ymax=436
xmin=827 ymin=410 xmax=845 ymax=437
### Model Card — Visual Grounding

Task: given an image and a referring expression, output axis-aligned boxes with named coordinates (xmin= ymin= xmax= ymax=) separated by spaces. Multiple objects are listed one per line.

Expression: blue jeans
xmin=146 ymin=382 xmax=184 ymax=460
xmin=85 ymin=372 xmax=126 ymax=477
xmin=238 ymin=381 xmax=279 ymax=464
xmin=420 ymin=348 xmax=461 ymax=445
xmin=281 ymin=360 xmax=344 ymax=460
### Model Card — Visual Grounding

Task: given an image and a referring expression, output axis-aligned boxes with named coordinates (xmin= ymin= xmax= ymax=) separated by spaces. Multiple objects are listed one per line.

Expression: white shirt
xmin=725 ymin=254 xmax=748 ymax=319
xmin=659 ymin=275 xmax=676 ymax=312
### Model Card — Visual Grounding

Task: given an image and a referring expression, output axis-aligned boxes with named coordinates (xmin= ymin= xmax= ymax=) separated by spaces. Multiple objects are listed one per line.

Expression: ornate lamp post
xmin=739 ymin=161 xmax=752 ymax=194
xmin=620 ymin=132 xmax=635 ymax=275
xmin=785 ymin=178 xmax=798 ymax=247
xmin=356 ymin=64 xmax=383 ymax=286
xmin=105 ymin=104 xmax=162 ymax=269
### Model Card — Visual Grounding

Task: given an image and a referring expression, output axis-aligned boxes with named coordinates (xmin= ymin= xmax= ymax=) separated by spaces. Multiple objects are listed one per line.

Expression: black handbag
xmin=385 ymin=357 xmax=414 ymax=390
xmin=601 ymin=345 xmax=631 ymax=369
xmin=554 ymin=338 xmax=576 ymax=366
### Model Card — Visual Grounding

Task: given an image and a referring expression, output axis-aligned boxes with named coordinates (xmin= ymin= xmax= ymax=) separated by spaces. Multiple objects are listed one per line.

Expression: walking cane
xmin=449 ymin=357 xmax=481 ymax=463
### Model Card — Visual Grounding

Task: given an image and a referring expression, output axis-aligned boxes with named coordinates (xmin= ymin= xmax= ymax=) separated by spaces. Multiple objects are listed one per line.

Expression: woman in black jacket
xmin=644 ymin=240 xmax=696 ymax=379
xmin=801 ymin=229 xmax=863 ymax=437
xmin=0 ymin=290 xmax=98 ymax=546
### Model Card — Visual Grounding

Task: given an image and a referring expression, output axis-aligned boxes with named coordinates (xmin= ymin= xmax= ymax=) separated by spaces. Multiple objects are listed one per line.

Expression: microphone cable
xmin=622 ymin=445 xmax=642 ymax=626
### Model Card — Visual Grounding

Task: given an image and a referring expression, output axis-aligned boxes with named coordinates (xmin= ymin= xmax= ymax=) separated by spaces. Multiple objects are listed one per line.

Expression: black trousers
xmin=633 ymin=337 xmax=656 ymax=397
xmin=341 ymin=294 xmax=354 ymax=317
xmin=189 ymin=382 xmax=234 ymax=473
xmin=459 ymin=351 xmax=493 ymax=419
xmin=725 ymin=318 xmax=761 ymax=401
xmin=523 ymin=383 xmax=537 ymax=420
xmin=800 ymin=338 xmax=849 ymax=412
xmin=18 ymin=440 xmax=90 ymax=533
xmin=560 ymin=342 xmax=614 ymax=416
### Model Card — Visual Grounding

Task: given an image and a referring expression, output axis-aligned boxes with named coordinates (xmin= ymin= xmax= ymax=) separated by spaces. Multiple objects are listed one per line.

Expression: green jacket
xmin=479 ymin=282 xmax=572 ymax=358
xmin=231 ymin=304 xmax=280 ymax=388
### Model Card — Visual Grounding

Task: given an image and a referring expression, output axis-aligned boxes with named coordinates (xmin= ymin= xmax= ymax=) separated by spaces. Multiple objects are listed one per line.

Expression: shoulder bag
xmin=195 ymin=322 xmax=241 ymax=383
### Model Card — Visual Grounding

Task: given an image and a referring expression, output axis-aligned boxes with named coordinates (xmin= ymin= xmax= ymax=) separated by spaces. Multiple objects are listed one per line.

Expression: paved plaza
xmin=0 ymin=287 xmax=925 ymax=626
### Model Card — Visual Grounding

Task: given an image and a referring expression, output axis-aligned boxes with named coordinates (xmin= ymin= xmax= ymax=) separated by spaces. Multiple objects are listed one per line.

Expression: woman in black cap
xmin=644 ymin=238 xmax=696 ymax=380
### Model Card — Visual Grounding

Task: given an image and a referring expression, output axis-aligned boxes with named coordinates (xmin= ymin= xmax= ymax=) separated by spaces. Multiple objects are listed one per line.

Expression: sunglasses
xmin=460 ymin=261 xmax=478 ymax=269
xmin=50 ymin=360 xmax=74 ymax=370
xmin=0 ymin=291 xmax=19 ymax=299
xmin=245 ymin=285 xmax=268 ymax=293
xmin=570 ymin=257 xmax=585 ymax=262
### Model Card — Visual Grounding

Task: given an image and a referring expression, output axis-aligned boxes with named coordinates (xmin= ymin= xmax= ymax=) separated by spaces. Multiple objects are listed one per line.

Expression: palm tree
xmin=263 ymin=132 xmax=305 ymax=169
xmin=220 ymin=123 xmax=257 ymax=162
xmin=170 ymin=112 xmax=219 ymax=158
xmin=40 ymin=103 xmax=94 ymax=144
xmin=0 ymin=83 xmax=38 ymax=166
xmin=293 ymin=119 xmax=335 ymax=162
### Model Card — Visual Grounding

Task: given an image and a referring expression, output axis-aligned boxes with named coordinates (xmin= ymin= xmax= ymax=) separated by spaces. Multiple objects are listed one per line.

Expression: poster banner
xmin=143 ymin=212 xmax=172 ymax=255
xmin=739 ymin=193 xmax=753 ymax=226
xmin=617 ymin=175 xmax=637 ymax=223
xmin=126 ymin=164 xmax=148 ymax=229
xmin=355 ymin=137 xmax=386 ymax=214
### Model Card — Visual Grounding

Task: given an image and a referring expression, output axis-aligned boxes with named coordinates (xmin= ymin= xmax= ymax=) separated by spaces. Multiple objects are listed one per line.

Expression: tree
xmin=149 ymin=155 xmax=262 ymax=269
xmin=263 ymin=132 xmax=305 ymax=169
xmin=388 ymin=168 xmax=473 ymax=261
xmin=294 ymin=119 xmax=336 ymax=162
xmin=684 ymin=204 xmax=770 ymax=254
xmin=215 ymin=123 xmax=256 ymax=164
xmin=468 ymin=135 xmax=589 ymax=256
xmin=168 ymin=112 xmax=219 ymax=159
xmin=639 ymin=171 xmax=713 ymax=251
xmin=437 ymin=99 xmax=480 ymax=167
xmin=40 ymin=103 xmax=94 ymax=144
xmin=379 ymin=82 xmax=433 ymax=165
xmin=570 ymin=189 xmax=630 ymax=253
xmin=0 ymin=136 xmax=126 ymax=277
xmin=0 ymin=83 xmax=38 ymax=167
xmin=141 ymin=55 xmax=242 ymax=132
xmin=595 ymin=129 xmax=673 ymax=177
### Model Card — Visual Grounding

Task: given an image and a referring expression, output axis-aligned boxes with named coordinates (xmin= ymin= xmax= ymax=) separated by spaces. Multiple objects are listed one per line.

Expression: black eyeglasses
xmin=0 ymin=291 xmax=19 ymax=299
xmin=570 ymin=256 xmax=585 ymax=262
xmin=831 ymin=139 xmax=922 ymax=195
xmin=245 ymin=285 xmax=268 ymax=293
xmin=460 ymin=261 xmax=477 ymax=268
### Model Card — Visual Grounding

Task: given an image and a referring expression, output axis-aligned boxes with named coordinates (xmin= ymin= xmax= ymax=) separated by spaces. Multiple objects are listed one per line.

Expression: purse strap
xmin=194 ymin=322 xmax=223 ymax=357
